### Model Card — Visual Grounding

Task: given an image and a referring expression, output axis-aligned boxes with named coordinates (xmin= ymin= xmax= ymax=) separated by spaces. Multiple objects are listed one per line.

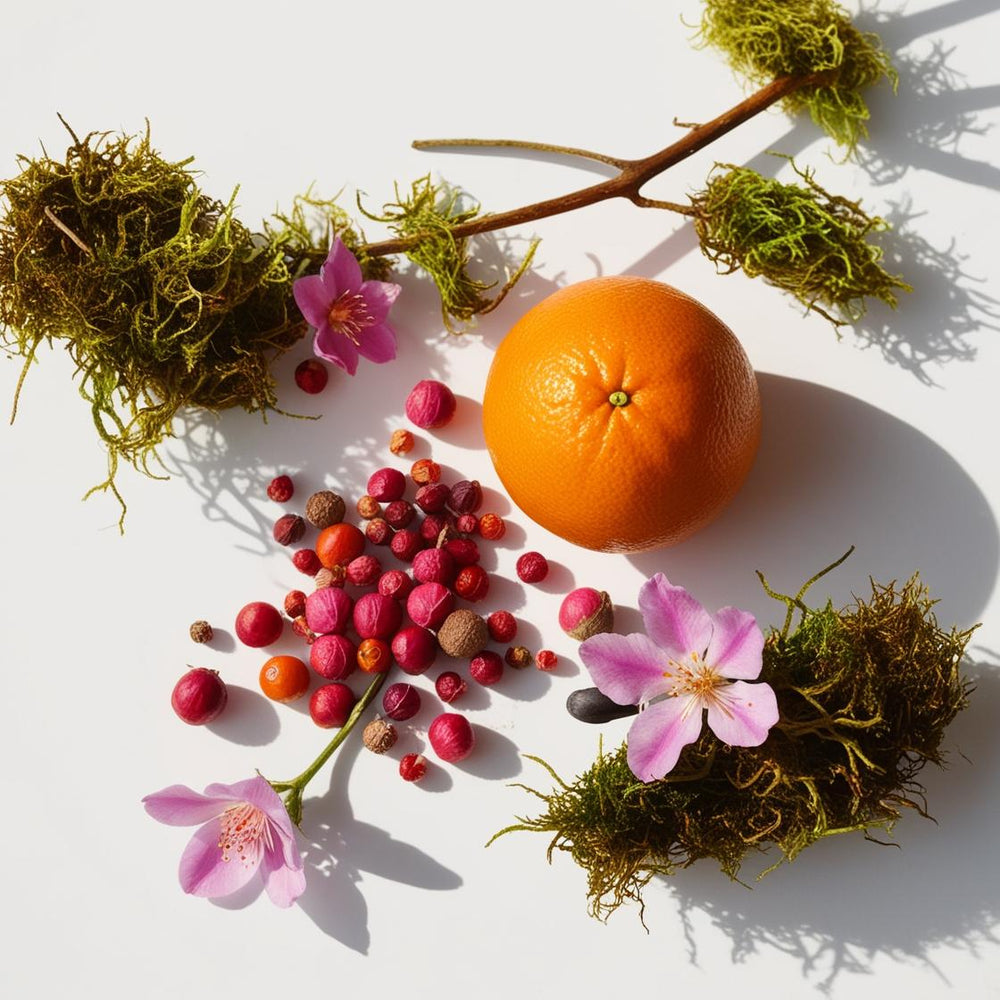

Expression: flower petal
xmin=579 ymin=632 xmax=669 ymax=706
xmin=639 ymin=574 xmax=714 ymax=662
xmin=260 ymin=839 xmax=307 ymax=908
xmin=321 ymin=237 xmax=362 ymax=295
xmin=204 ymin=777 xmax=287 ymax=826
xmin=355 ymin=321 xmax=397 ymax=365
xmin=706 ymin=681 xmax=779 ymax=747
xmin=314 ymin=321 xmax=359 ymax=375
xmin=626 ymin=696 xmax=705 ymax=781
xmin=292 ymin=274 xmax=331 ymax=328
xmin=706 ymin=606 xmax=764 ymax=680
xmin=142 ymin=784 xmax=234 ymax=827
xmin=360 ymin=279 xmax=401 ymax=323
xmin=178 ymin=819 xmax=261 ymax=898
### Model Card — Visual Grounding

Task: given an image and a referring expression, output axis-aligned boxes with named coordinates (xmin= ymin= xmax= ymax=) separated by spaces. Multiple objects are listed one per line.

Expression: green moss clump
xmin=698 ymin=0 xmax=896 ymax=152
xmin=0 ymin=122 xmax=352 ymax=526
xmin=497 ymin=573 xmax=973 ymax=921
xmin=364 ymin=175 xmax=537 ymax=333
xmin=691 ymin=160 xmax=910 ymax=323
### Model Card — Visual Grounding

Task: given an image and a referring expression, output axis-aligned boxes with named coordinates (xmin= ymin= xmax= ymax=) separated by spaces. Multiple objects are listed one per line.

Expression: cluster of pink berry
xmin=171 ymin=379 xmax=559 ymax=785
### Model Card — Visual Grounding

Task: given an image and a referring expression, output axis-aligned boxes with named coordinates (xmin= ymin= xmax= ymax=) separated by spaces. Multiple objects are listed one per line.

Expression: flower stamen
xmin=218 ymin=802 xmax=274 ymax=866
xmin=327 ymin=291 xmax=374 ymax=344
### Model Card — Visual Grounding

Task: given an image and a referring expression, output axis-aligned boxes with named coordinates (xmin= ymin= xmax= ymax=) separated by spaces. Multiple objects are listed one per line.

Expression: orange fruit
xmin=259 ymin=655 xmax=311 ymax=703
xmin=356 ymin=637 xmax=392 ymax=674
xmin=482 ymin=276 xmax=760 ymax=552
xmin=315 ymin=522 xmax=366 ymax=568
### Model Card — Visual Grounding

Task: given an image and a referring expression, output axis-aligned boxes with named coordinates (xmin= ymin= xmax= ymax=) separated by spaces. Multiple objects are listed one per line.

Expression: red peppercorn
xmin=454 ymin=564 xmax=489 ymax=602
xmin=291 ymin=616 xmax=317 ymax=644
xmin=284 ymin=589 xmax=307 ymax=619
xmin=378 ymin=569 xmax=413 ymax=602
xmin=469 ymin=650 xmax=504 ymax=686
xmin=292 ymin=548 xmax=322 ymax=576
xmin=535 ymin=649 xmax=558 ymax=671
xmin=410 ymin=458 xmax=441 ymax=485
xmin=428 ymin=713 xmax=475 ymax=762
xmin=353 ymin=592 xmax=403 ymax=639
xmin=399 ymin=752 xmax=428 ymax=782
xmin=235 ymin=602 xmax=284 ymax=647
xmin=447 ymin=480 xmax=483 ymax=515
xmin=487 ymin=610 xmax=517 ymax=643
xmin=310 ymin=633 xmax=356 ymax=680
xmin=415 ymin=482 xmax=450 ymax=514
xmin=443 ymin=537 xmax=480 ymax=566
xmin=295 ymin=359 xmax=329 ymax=394
xmin=382 ymin=682 xmax=422 ymax=721
xmin=391 ymin=625 xmax=437 ymax=674
xmin=516 ymin=551 xmax=549 ymax=584
xmin=171 ymin=667 xmax=227 ymax=725
xmin=419 ymin=513 xmax=450 ymax=542
xmin=310 ymin=683 xmax=355 ymax=728
xmin=435 ymin=671 xmax=467 ymax=703
xmin=384 ymin=499 xmax=415 ymax=529
xmin=367 ymin=467 xmax=407 ymax=502
xmin=273 ymin=513 xmax=306 ymax=546
xmin=390 ymin=528 xmax=423 ymax=562
xmin=346 ymin=554 xmax=382 ymax=587
xmin=365 ymin=517 xmax=393 ymax=546
xmin=455 ymin=513 xmax=478 ymax=535
xmin=478 ymin=512 xmax=506 ymax=541
xmin=266 ymin=474 xmax=294 ymax=503
xmin=412 ymin=547 xmax=456 ymax=586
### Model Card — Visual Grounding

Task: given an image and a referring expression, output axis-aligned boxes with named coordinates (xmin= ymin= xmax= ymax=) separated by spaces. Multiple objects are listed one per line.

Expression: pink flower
xmin=579 ymin=574 xmax=779 ymax=782
xmin=142 ymin=776 xmax=306 ymax=907
xmin=293 ymin=237 xmax=401 ymax=375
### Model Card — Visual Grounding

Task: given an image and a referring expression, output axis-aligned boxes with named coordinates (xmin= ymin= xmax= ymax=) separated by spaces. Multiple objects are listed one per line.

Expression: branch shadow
xmin=627 ymin=375 xmax=998 ymax=630
xmin=662 ymin=660 xmax=1000 ymax=993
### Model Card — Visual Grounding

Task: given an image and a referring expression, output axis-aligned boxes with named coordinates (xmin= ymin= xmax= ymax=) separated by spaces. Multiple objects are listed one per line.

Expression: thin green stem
xmin=271 ymin=670 xmax=388 ymax=825
xmin=412 ymin=137 xmax=630 ymax=169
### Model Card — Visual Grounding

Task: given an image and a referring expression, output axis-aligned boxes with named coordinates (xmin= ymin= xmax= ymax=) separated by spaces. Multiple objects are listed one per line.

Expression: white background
xmin=2 ymin=1 xmax=999 ymax=997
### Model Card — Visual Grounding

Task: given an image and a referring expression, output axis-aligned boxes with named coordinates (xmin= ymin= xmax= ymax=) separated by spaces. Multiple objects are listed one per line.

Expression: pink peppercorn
xmin=305 ymin=587 xmax=353 ymax=635
xmin=353 ymin=592 xmax=403 ymax=640
xmin=405 ymin=379 xmax=456 ymax=429
xmin=310 ymin=682 xmax=355 ymax=727
xmin=447 ymin=480 xmax=483 ymax=515
xmin=292 ymin=548 xmax=322 ymax=576
xmin=273 ymin=513 xmax=306 ymax=546
xmin=390 ymin=528 xmax=423 ymax=562
xmin=487 ymin=610 xmax=517 ymax=643
xmin=435 ymin=671 xmax=467 ymax=703
xmin=516 ymin=551 xmax=549 ymax=584
xmin=535 ymin=649 xmax=559 ymax=671
xmin=412 ymin=547 xmax=456 ymax=586
xmin=391 ymin=625 xmax=437 ymax=674
xmin=406 ymin=582 xmax=455 ymax=631
xmin=346 ymin=554 xmax=382 ymax=587
xmin=478 ymin=513 xmax=506 ymax=541
xmin=443 ymin=537 xmax=480 ymax=566
xmin=469 ymin=650 xmax=504 ymax=686
xmin=384 ymin=499 xmax=415 ymax=529
xmin=382 ymin=682 xmax=422 ymax=721
xmin=399 ymin=753 xmax=428 ymax=782
xmin=365 ymin=518 xmax=393 ymax=546
xmin=455 ymin=513 xmax=478 ymax=535
xmin=284 ymin=589 xmax=307 ymax=619
xmin=419 ymin=514 xmax=450 ymax=542
xmin=266 ymin=474 xmax=294 ymax=503
xmin=415 ymin=482 xmax=450 ymax=514
xmin=235 ymin=602 xmax=284 ymax=648
xmin=428 ymin=713 xmax=475 ymax=762
xmin=378 ymin=569 xmax=413 ymax=601
xmin=454 ymin=564 xmax=489 ymax=602
xmin=310 ymin=634 xmax=356 ymax=680
xmin=295 ymin=359 xmax=329 ymax=394
xmin=367 ymin=467 xmax=407 ymax=502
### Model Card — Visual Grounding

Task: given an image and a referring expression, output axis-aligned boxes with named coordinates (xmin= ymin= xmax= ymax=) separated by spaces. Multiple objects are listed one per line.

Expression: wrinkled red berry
xmin=390 ymin=528 xmax=423 ymax=562
xmin=478 ymin=512 xmax=506 ymax=541
xmin=284 ymin=589 xmax=307 ymax=619
xmin=382 ymin=682 xmax=422 ymax=721
xmin=295 ymin=359 xmax=329 ymax=394
xmin=428 ymin=713 xmax=475 ymax=762
xmin=447 ymin=480 xmax=483 ymax=515
xmin=487 ymin=610 xmax=517 ymax=643
xmin=310 ymin=683 xmax=355 ymax=727
xmin=353 ymin=592 xmax=403 ymax=640
xmin=310 ymin=634 xmax=356 ymax=680
xmin=378 ymin=570 xmax=413 ymax=602
xmin=399 ymin=753 xmax=428 ymax=782
xmin=273 ymin=513 xmax=306 ymax=546
xmin=415 ymin=482 xmax=450 ymax=514
xmin=435 ymin=671 xmax=467 ymax=703
xmin=419 ymin=514 xmax=450 ymax=542
xmin=267 ymin=474 xmax=294 ymax=502
xmin=454 ymin=564 xmax=489 ymax=602
xmin=405 ymin=379 xmax=456 ymax=429
xmin=412 ymin=547 xmax=456 ymax=586
xmin=171 ymin=667 xmax=227 ymax=725
xmin=368 ymin=467 xmax=407 ymax=502
xmin=535 ymin=649 xmax=558 ymax=671
xmin=391 ymin=625 xmax=437 ymax=675
xmin=235 ymin=602 xmax=283 ymax=647
xmin=365 ymin=517 xmax=393 ymax=546
xmin=443 ymin=537 xmax=480 ymax=566
xmin=292 ymin=548 xmax=322 ymax=576
xmin=455 ymin=513 xmax=478 ymax=535
xmin=516 ymin=551 xmax=549 ymax=584
xmin=346 ymin=554 xmax=382 ymax=587
xmin=469 ymin=650 xmax=504 ymax=686
xmin=384 ymin=499 xmax=415 ymax=529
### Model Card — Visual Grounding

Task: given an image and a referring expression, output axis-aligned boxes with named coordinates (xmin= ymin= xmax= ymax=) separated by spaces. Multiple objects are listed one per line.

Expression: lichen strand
xmin=364 ymin=175 xmax=537 ymax=333
xmin=698 ymin=0 xmax=896 ymax=151
xmin=499 ymin=576 xmax=972 ymax=920
xmin=690 ymin=161 xmax=910 ymax=324
xmin=0 ymin=124 xmax=350 ymax=524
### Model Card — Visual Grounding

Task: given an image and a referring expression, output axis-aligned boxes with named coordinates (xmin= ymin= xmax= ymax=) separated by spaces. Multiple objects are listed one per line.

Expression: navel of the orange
xmin=481 ymin=276 xmax=761 ymax=553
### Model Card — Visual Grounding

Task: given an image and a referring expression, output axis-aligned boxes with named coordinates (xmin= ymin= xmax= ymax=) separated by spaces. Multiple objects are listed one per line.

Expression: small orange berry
xmin=315 ymin=522 xmax=366 ymax=568
xmin=259 ymin=655 xmax=311 ymax=703
xmin=389 ymin=429 xmax=415 ymax=456
xmin=357 ymin=637 xmax=392 ymax=674
xmin=410 ymin=458 xmax=441 ymax=485
xmin=478 ymin=512 xmax=506 ymax=541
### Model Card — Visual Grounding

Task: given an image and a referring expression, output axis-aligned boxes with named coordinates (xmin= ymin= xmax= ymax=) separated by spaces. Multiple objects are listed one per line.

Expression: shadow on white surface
xmin=660 ymin=660 xmax=1000 ymax=993
xmin=628 ymin=374 xmax=998 ymax=629
xmin=206 ymin=685 xmax=280 ymax=747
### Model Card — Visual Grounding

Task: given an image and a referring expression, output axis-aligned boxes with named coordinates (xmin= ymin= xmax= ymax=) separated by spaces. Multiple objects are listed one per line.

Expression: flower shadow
xmin=294 ymin=735 xmax=462 ymax=951
xmin=660 ymin=660 xmax=1000 ymax=993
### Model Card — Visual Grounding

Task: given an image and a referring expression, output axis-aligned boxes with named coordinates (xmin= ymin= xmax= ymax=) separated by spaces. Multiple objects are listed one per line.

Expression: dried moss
xmin=497 ymin=570 xmax=973 ymax=921
xmin=363 ymin=175 xmax=537 ymax=333
xmin=691 ymin=160 xmax=910 ymax=324
xmin=698 ymin=0 xmax=896 ymax=152
xmin=0 ymin=122 xmax=351 ymax=526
